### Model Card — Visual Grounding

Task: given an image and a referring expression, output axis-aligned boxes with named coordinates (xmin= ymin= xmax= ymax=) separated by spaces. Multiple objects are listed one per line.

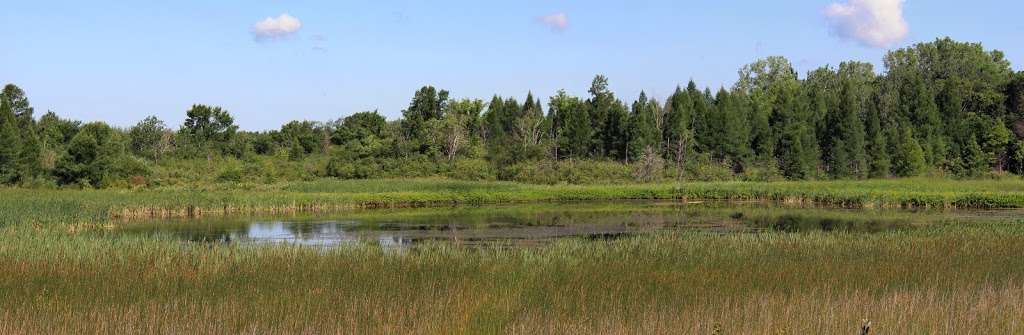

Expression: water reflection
xmin=117 ymin=202 xmax=1020 ymax=249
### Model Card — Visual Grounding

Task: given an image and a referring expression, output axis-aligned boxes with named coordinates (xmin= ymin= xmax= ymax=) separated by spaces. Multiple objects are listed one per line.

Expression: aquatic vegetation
xmin=2 ymin=223 xmax=1024 ymax=333
xmin=2 ymin=178 xmax=1023 ymax=333
xmin=2 ymin=177 xmax=1023 ymax=226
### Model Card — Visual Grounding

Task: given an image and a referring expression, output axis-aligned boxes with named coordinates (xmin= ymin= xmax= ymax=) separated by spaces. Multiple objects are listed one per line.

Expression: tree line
xmin=2 ymin=37 xmax=1023 ymax=187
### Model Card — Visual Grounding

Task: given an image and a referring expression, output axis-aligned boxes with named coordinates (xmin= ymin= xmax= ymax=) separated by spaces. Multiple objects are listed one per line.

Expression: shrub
xmin=448 ymin=159 xmax=496 ymax=181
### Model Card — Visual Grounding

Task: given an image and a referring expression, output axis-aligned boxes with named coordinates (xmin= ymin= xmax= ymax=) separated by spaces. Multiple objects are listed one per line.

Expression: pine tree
xmin=604 ymin=102 xmax=629 ymax=161
xmin=891 ymin=126 xmax=927 ymax=177
xmin=748 ymin=91 xmax=774 ymax=160
xmin=663 ymin=86 xmax=692 ymax=154
xmin=627 ymin=91 xmax=661 ymax=161
xmin=688 ymin=82 xmax=711 ymax=152
xmin=663 ymin=87 xmax=693 ymax=178
xmin=960 ymin=137 xmax=987 ymax=177
xmin=587 ymin=75 xmax=615 ymax=157
xmin=0 ymin=99 xmax=23 ymax=184
xmin=833 ymin=80 xmax=868 ymax=178
xmin=549 ymin=90 xmax=588 ymax=159
xmin=1008 ymin=140 xmax=1024 ymax=175
xmin=865 ymin=102 xmax=890 ymax=178
xmin=979 ymin=118 xmax=1011 ymax=170
xmin=774 ymin=82 xmax=819 ymax=179
xmin=726 ymin=93 xmax=753 ymax=171
xmin=562 ymin=101 xmax=591 ymax=159
xmin=909 ymin=81 xmax=944 ymax=166
xmin=401 ymin=86 xmax=449 ymax=147
xmin=17 ymin=124 xmax=41 ymax=179
xmin=1 ymin=84 xmax=40 ymax=181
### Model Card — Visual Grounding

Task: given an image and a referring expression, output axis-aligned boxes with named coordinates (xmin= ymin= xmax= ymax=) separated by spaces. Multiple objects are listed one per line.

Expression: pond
xmin=114 ymin=201 xmax=1023 ymax=249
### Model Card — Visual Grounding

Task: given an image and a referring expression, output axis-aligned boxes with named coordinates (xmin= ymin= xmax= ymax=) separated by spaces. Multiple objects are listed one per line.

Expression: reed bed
xmin=2 ymin=177 xmax=1023 ymax=226
xmin=2 ymin=178 xmax=1023 ymax=333
xmin=2 ymin=224 xmax=1024 ymax=334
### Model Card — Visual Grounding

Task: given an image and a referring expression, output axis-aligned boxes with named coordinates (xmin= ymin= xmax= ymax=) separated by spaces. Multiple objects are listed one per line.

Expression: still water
xmin=116 ymin=202 xmax=1022 ymax=248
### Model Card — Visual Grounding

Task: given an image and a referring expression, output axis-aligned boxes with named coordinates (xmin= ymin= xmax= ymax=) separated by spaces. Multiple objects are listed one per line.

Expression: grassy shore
xmin=2 ymin=177 xmax=1024 ymax=226
xmin=2 ymin=223 xmax=1024 ymax=333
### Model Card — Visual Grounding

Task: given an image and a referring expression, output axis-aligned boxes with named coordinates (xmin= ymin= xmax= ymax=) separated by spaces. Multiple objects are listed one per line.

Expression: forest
xmin=2 ymin=37 xmax=1023 ymax=188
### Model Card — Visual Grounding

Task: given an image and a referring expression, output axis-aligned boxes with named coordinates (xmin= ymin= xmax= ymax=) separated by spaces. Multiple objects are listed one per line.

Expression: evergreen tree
xmin=587 ymin=75 xmax=615 ymax=157
xmin=663 ymin=86 xmax=693 ymax=165
xmin=604 ymin=101 xmax=629 ymax=161
xmin=663 ymin=87 xmax=692 ymax=145
xmin=773 ymin=80 xmax=819 ymax=179
xmin=748 ymin=91 xmax=774 ymax=160
xmin=891 ymin=126 xmax=927 ymax=177
xmin=16 ymin=124 xmax=41 ymax=179
xmin=865 ymin=101 xmax=891 ymax=178
xmin=482 ymin=95 xmax=508 ymax=144
xmin=401 ymin=86 xmax=449 ymax=152
xmin=549 ymin=90 xmax=588 ymax=159
xmin=1008 ymin=71 xmax=1024 ymax=122
xmin=0 ymin=99 xmax=22 ymax=184
xmin=482 ymin=96 xmax=525 ymax=165
xmin=1 ymin=84 xmax=40 ymax=180
xmin=2 ymin=84 xmax=34 ymax=125
xmin=627 ymin=91 xmax=661 ymax=162
xmin=980 ymin=117 xmax=1012 ymax=171
xmin=54 ymin=122 xmax=124 ymax=186
xmin=831 ymin=79 xmax=869 ymax=178
xmin=958 ymin=136 xmax=987 ymax=176
xmin=687 ymin=82 xmax=711 ymax=152
xmin=1008 ymin=140 xmax=1024 ymax=175
xmin=514 ymin=93 xmax=546 ymax=159
xmin=712 ymin=88 xmax=752 ymax=171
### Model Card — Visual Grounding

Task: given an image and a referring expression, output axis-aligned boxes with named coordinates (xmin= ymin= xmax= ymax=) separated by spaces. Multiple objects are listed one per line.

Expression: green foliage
xmin=53 ymin=122 xmax=126 ymax=187
xmin=128 ymin=116 xmax=168 ymax=160
xmin=865 ymin=104 xmax=891 ymax=178
xmin=1009 ymin=140 xmax=1024 ymax=175
xmin=279 ymin=120 xmax=325 ymax=156
xmin=550 ymin=90 xmax=589 ymax=159
xmin=332 ymin=111 xmax=387 ymax=145
xmin=180 ymin=104 xmax=237 ymax=157
xmin=0 ymin=99 xmax=22 ymax=184
xmin=4 ymin=38 xmax=1024 ymax=188
xmin=891 ymin=126 xmax=927 ymax=177
xmin=626 ymin=91 xmax=661 ymax=161
xmin=401 ymin=86 xmax=449 ymax=152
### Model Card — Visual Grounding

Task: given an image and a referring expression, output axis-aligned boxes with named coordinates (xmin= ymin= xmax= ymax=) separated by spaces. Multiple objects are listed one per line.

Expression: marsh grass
xmin=2 ymin=223 xmax=1024 ymax=333
xmin=3 ymin=177 xmax=1024 ymax=226
xmin=3 ymin=178 xmax=1024 ymax=333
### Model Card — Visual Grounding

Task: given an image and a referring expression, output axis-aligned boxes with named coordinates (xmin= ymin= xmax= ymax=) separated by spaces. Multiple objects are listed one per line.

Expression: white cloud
xmin=252 ymin=14 xmax=302 ymax=41
xmin=538 ymin=13 xmax=569 ymax=32
xmin=824 ymin=0 xmax=908 ymax=48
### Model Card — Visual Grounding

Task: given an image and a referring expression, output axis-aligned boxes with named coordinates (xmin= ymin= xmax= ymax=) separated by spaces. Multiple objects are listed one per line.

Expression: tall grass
xmin=2 ymin=224 xmax=1024 ymax=333
xmin=2 ymin=177 xmax=1023 ymax=225
xmin=3 ymin=178 xmax=1023 ymax=333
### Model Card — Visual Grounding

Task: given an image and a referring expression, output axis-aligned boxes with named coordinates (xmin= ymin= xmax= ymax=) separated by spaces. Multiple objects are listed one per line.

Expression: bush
xmin=326 ymin=157 xmax=380 ymax=179
xmin=685 ymin=155 xmax=734 ymax=182
xmin=448 ymin=159 xmax=496 ymax=181
xmin=506 ymin=161 xmax=562 ymax=185
xmin=741 ymin=161 xmax=784 ymax=182
xmin=216 ymin=166 xmax=244 ymax=183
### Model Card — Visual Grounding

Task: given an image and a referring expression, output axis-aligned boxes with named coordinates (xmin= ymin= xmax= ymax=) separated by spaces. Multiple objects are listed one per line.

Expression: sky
xmin=3 ymin=0 xmax=1023 ymax=130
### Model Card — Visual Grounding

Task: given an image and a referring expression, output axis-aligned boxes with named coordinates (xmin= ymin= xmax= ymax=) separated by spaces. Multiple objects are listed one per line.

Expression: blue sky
xmin=3 ymin=0 xmax=1022 ymax=130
